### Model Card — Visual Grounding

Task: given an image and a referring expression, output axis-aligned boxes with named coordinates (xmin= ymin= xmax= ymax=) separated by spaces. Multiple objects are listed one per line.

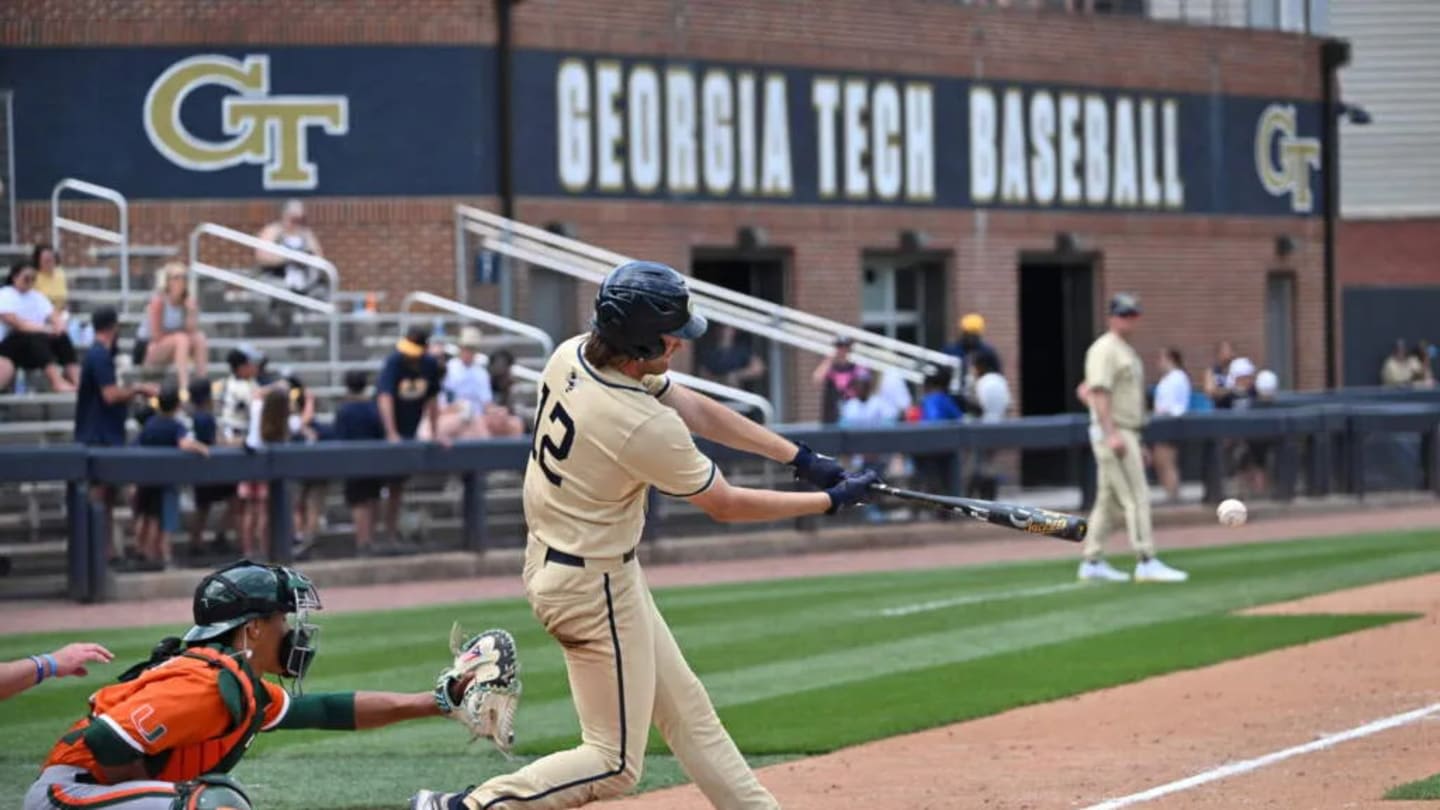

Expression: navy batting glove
xmin=790 ymin=443 xmax=847 ymax=489
xmin=824 ymin=469 xmax=880 ymax=515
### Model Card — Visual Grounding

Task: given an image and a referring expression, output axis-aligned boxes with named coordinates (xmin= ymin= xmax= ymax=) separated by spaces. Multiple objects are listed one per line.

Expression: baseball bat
xmin=867 ymin=481 xmax=1088 ymax=543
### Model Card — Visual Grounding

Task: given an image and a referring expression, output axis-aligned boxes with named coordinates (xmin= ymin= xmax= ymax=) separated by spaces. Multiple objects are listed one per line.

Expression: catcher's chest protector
xmin=44 ymin=648 xmax=271 ymax=783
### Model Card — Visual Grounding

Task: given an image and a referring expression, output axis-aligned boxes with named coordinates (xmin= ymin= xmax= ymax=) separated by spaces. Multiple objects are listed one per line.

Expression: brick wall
xmin=1338 ymin=218 xmax=1440 ymax=287
xmin=6 ymin=1 xmax=1327 ymax=418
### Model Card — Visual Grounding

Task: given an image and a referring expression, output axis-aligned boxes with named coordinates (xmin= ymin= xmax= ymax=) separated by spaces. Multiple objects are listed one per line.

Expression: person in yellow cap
xmin=375 ymin=325 xmax=446 ymax=553
xmin=943 ymin=312 xmax=1002 ymax=396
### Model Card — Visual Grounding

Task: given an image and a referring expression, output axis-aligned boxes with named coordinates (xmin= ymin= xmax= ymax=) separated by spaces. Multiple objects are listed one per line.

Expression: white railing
xmin=454 ymin=206 xmax=961 ymax=412
xmin=400 ymin=291 xmax=554 ymax=356
xmin=51 ymin=179 xmax=131 ymax=309
xmin=187 ymin=223 xmax=341 ymax=386
xmin=402 ymin=290 xmax=776 ymax=422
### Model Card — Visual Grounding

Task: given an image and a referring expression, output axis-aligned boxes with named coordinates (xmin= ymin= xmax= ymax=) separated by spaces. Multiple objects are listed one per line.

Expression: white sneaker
xmin=1078 ymin=559 xmax=1131 ymax=583
xmin=1135 ymin=558 xmax=1189 ymax=583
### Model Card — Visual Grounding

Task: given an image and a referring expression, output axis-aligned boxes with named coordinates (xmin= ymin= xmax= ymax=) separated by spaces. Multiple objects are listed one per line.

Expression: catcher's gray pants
xmin=463 ymin=539 xmax=778 ymax=809
xmin=25 ymin=766 xmax=178 ymax=810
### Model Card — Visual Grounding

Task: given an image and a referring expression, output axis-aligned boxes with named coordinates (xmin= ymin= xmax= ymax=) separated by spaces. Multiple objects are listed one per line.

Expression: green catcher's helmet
xmin=183 ymin=560 xmax=323 ymax=690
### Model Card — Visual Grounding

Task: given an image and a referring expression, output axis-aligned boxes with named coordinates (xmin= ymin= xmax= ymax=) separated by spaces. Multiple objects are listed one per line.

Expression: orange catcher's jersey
xmin=44 ymin=646 xmax=289 ymax=783
xmin=522 ymin=335 xmax=717 ymax=559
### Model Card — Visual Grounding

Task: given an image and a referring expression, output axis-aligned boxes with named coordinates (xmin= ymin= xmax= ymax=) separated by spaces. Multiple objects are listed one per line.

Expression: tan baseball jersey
xmin=521 ymin=335 xmax=717 ymax=559
xmin=1084 ymin=331 xmax=1146 ymax=431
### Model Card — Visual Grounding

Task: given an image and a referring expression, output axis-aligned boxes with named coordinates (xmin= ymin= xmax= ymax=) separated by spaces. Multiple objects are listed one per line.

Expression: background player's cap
xmin=1108 ymin=293 xmax=1143 ymax=317
xmin=593 ymin=260 xmax=708 ymax=359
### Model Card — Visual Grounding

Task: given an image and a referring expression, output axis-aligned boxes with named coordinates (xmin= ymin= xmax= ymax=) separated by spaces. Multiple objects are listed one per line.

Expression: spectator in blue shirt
xmin=335 ymin=370 xmax=387 ymax=556
xmin=913 ymin=367 xmax=962 ymax=500
xmin=133 ymin=384 xmax=208 ymax=570
xmin=73 ymin=307 xmax=158 ymax=568
xmin=186 ymin=378 xmax=237 ymax=562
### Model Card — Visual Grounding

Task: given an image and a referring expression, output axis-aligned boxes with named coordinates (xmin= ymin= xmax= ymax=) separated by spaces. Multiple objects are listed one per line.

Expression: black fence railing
xmin=4 ymin=387 xmax=1438 ymax=602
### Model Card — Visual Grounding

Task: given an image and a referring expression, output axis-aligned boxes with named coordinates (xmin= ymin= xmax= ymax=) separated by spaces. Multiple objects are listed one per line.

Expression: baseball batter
xmin=411 ymin=261 xmax=878 ymax=810
xmin=1077 ymin=293 xmax=1188 ymax=584
xmin=24 ymin=561 xmax=504 ymax=810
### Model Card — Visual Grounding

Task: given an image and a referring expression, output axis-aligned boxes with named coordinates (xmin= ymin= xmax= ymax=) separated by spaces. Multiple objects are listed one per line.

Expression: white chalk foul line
xmin=874 ymin=582 xmax=1086 ymax=617
xmin=1082 ymin=701 xmax=1440 ymax=810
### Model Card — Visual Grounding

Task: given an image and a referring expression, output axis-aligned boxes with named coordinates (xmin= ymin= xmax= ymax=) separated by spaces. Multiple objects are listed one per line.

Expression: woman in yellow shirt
xmin=32 ymin=244 xmax=68 ymax=311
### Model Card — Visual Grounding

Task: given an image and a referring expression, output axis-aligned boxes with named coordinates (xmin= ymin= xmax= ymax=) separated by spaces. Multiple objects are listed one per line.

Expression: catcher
xmin=24 ymin=560 xmax=521 ymax=810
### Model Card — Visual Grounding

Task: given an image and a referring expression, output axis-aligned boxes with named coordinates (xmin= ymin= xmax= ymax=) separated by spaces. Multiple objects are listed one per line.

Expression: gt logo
xmin=143 ymin=54 xmax=349 ymax=190
xmin=1254 ymin=103 xmax=1321 ymax=213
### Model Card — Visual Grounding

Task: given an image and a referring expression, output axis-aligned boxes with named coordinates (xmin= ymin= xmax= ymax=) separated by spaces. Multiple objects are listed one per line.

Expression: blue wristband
xmin=43 ymin=654 xmax=58 ymax=679
xmin=30 ymin=656 xmax=44 ymax=684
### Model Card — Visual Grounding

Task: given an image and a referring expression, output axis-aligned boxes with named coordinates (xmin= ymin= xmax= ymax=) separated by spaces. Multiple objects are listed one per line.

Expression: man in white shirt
xmin=423 ymin=326 xmax=524 ymax=442
xmin=1151 ymin=347 xmax=1190 ymax=502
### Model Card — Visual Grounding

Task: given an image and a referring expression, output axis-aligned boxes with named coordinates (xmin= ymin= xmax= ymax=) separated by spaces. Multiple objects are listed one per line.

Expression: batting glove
xmin=790 ymin=443 xmax=847 ymax=489
xmin=824 ymin=469 xmax=880 ymax=515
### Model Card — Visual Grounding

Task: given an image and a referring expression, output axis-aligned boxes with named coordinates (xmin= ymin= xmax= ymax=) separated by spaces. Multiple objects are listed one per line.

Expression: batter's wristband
xmin=30 ymin=656 xmax=45 ymax=684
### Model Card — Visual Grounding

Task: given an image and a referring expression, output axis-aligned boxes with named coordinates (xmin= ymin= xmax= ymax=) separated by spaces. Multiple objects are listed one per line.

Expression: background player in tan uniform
xmin=1076 ymin=293 xmax=1189 ymax=584
xmin=410 ymin=261 xmax=878 ymax=810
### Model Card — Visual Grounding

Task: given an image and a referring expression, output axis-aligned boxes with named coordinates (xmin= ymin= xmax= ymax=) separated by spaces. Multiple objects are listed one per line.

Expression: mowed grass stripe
xmin=263 ymin=541 xmax=1440 ymax=757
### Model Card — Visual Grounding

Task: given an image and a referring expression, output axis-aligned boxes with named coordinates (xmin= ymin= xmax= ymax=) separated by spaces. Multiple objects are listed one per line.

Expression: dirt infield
xmin=608 ymin=549 xmax=1440 ymax=809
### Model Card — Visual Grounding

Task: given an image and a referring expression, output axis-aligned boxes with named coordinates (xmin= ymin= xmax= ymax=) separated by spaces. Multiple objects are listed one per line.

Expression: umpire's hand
xmin=824 ymin=469 xmax=880 ymax=514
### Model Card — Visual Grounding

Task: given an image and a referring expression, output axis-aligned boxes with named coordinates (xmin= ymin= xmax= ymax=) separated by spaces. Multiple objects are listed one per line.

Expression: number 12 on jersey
xmin=531 ymin=383 xmax=575 ymax=486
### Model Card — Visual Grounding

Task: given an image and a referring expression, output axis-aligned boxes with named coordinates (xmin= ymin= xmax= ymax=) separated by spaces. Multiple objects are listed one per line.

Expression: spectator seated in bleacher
xmin=134 ymin=262 xmax=208 ymax=394
xmin=0 ymin=260 xmax=78 ymax=392
xmin=255 ymin=198 xmax=328 ymax=299
xmin=422 ymin=326 xmax=525 ymax=442
xmin=31 ymin=243 xmax=68 ymax=316
xmin=131 ymin=384 xmax=209 ymax=572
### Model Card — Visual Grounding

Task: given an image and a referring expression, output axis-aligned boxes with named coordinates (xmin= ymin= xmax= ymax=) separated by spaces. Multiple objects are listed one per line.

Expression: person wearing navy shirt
xmin=377 ymin=326 xmax=444 ymax=442
xmin=186 ymin=378 xmax=236 ymax=561
xmin=334 ymin=370 xmax=387 ymax=556
xmin=74 ymin=307 xmax=155 ymax=448
xmin=134 ymin=384 xmax=208 ymax=570
xmin=74 ymin=307 xmax=158 ymax=568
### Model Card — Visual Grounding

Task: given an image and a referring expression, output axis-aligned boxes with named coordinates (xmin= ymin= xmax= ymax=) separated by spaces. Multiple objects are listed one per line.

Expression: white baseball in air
xmin=1217 ymin=499 xmax=1248 ymax=527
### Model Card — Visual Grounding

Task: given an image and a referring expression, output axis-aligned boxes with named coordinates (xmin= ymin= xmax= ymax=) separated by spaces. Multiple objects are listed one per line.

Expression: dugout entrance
xmin=1018 ymin=249 xmax=1097 ymax=487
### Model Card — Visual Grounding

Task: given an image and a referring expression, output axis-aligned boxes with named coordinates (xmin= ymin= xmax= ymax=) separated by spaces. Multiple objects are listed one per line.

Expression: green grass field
xmin=1388 ymin=772 xmax=1440 ymax=800
xmin=4 ymin=529 xmax=1439 ymax=809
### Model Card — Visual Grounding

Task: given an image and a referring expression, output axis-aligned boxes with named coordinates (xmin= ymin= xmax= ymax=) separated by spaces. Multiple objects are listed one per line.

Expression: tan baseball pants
xmin=461 ymin=539 xmax=778 ymax=810
xmin=1083 ymin=427 xmax=1157 ymax=560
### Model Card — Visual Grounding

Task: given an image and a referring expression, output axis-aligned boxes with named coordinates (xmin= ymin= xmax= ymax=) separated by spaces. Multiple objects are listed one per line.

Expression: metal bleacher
xmin=2 ymin=180 xmax=801 ymax=581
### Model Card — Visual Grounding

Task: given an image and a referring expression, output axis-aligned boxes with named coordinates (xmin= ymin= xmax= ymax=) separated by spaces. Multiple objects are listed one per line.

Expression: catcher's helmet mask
xmin=184 ymin=560 xmax=323 ymax=694
xmin=592 ymin=261 xmax=708 ymax=361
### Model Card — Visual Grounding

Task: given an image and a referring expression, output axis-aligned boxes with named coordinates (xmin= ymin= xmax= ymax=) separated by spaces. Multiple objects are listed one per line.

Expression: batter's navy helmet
xmin=592 ymin=261 xmax=708 ymax=360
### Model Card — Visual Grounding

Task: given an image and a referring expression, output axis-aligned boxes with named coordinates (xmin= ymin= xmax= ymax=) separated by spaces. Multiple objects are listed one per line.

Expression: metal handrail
xmin=456 ymin=205 xmax=961 ymax=378
xmin=51 ymin=179 xmax=130 ymax=309
xmin=455 ymin=207 xmax=954 ymax=396
xmin=399 ymin=291 xmax=555 ymax=356
xmin=404 ymin=290 xmax=775 ymax=421
xmin=187 ymin=223 xmax=341 ymax=386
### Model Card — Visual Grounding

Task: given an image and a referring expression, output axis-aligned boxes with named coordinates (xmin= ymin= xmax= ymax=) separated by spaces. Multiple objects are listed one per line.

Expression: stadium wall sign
xmin=3 ymin=46 xmax=1320 ymax=216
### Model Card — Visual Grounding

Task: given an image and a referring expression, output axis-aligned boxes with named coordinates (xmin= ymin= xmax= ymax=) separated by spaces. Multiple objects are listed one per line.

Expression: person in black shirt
xmin=133 ymin=385 xmax=208 ymax=570
xmin=334 ymin=370 xmax=386 ymax=556
xmin=375 ymin=326 xmax=444 ymax=552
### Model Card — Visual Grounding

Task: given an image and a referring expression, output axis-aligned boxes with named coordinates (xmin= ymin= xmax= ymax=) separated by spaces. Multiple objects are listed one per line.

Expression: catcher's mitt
xmin=434 ymin=622 xmax=522 ymax=755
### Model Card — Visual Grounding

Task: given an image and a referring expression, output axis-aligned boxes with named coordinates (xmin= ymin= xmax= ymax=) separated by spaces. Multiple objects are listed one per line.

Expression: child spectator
xmin=334 ymin=370 xmax=386 ymax=557
xmin=216 ymin=345 xmax=264 ymax=443
xmin=185 ymin=378 xmax=236 ymax=562
xmin=133 ymin=384 xmax=209 ymax=570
